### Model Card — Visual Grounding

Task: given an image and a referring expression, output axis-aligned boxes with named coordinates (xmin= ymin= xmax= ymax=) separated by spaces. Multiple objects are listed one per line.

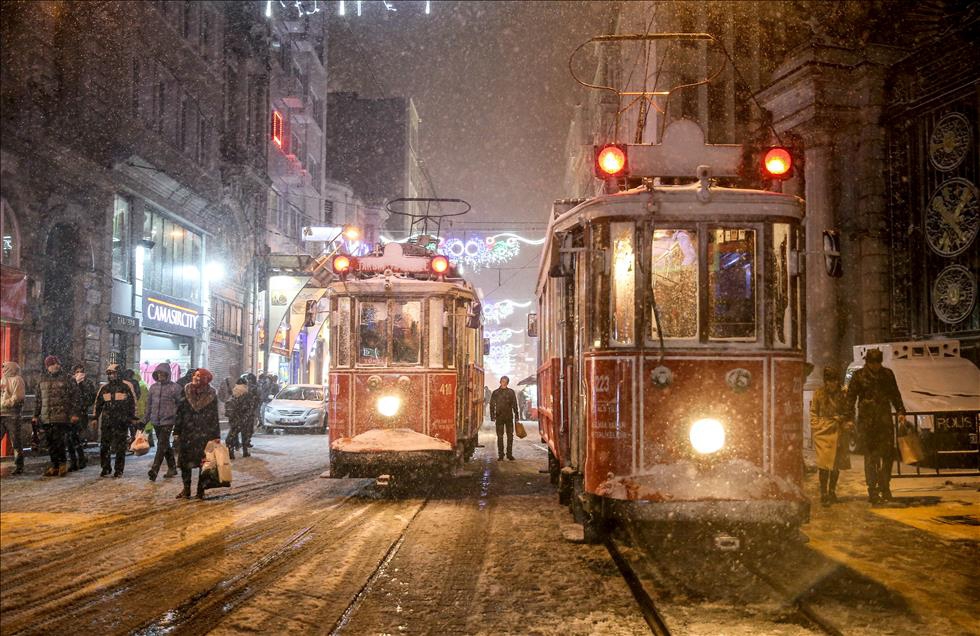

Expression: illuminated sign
xmin=272 ymin=110 xmax=284 ymax=149
xmin=142 ymin=292 xmax=203 ymax=338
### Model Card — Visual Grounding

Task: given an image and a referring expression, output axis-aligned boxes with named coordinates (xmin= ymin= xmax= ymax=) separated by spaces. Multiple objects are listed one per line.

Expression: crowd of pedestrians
xmin=0 ymin=354 xmax=274 ymax=501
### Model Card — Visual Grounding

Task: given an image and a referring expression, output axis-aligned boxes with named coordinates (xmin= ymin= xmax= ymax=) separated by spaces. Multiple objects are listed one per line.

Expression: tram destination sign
xmin=142 ymin=291 xmax=203 ymax=338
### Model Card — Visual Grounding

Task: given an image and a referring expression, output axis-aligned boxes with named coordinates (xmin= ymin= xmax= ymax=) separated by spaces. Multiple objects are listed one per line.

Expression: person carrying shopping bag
xmin=146 ymin=363 xmax=182 ymax=481
xmin=173 ymin=368 xmax=221 ymax=500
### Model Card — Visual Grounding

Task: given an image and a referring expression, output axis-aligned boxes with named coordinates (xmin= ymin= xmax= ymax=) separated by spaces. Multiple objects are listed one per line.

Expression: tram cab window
xmin=392 ymin=301 xmax=422 ymax=365
xmin=650 ymin=229 xmax=698 ymax=340
xmin=707 ymin=228 xmax=757 ymax=341
xmin=610 ymin=222 xmax=635 ymax=346
xmin=358 ymin=301 xmax=388 ymax=365
xmin=429 ymin=298 xmax=444 ymax=367
xmin=769 ymin=223 xmax=797 ymax=349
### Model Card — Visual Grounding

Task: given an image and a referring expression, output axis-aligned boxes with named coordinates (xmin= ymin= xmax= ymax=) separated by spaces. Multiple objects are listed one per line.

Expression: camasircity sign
xmin=142 ymin=292 xmax=203 ymax=338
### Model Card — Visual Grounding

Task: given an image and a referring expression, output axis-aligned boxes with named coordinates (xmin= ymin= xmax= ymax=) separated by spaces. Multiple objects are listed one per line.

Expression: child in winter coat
xmin=224 ymin=380 xmax=251 ymax=459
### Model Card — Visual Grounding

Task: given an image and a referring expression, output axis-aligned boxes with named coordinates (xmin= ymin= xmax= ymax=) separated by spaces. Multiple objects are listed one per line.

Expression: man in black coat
xmin=845 ymin=348 xmax=906 ymax=503
xmin=32 ymin=355 xmax=82 ymax=477
xmin=69 ymin=364 xmax=97 ymax=471
xmin=93 ymin=364 xmax=138 ymax=477
xmin=490 ymin=376 xmax=521 ymax=461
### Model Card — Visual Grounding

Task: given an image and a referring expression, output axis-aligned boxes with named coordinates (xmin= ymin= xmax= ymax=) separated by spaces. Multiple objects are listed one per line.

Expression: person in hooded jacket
xmin=1 ymin=361 xmax=27 ymax=474
xmin=224 ymin=379 xmax=251 ymax=459
xmin=93 ymin=364 xmax=138 ymax=477
xmin=67 ymin=364 xmax=96 ymax=471
xmin=242 ymin=373 xmax=259 ymax=450
xmin=146 ymin=363 xmax=182 ymax=481
xmin=173 ymin=368 xmax=221 ymax=499
xmin=33 ymin=355 xmax=82 ymax=477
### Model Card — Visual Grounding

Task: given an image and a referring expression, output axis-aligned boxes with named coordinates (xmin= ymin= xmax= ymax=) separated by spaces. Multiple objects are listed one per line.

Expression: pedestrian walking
xmin=68 ymin=364 xmax=97 ymax=471
xmin=809 ymin=366 xmax=852 ymax=506
xmin=224 ymin=380 xmax=250 ymax=459
xmin=32 ymin=355 xmax=81 ymax=477
xmin=517 ymin=387 xmax=529 ymax=421
xmin=1 ymin=361 xmax=27 ymax=475
xmin=242 ymin=373 xmax=259 ymax=449
xmin=845 ymin=349 xmax=906 ymax=503
xmin=490 ymin=376 xmax=520 ymax=461
xmin=173 ymin=368 xmax=220 ymax=500
xmin=146 ymin=363 xmax=182 ymax=481
xmin=93 ymin=364 xmax=138 ymax=477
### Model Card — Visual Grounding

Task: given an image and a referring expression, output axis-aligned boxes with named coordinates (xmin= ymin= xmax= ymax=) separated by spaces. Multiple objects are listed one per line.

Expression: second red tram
xmin=326 ymin=241 xmax=485 ymax=480
xmin=536 ymin=125 xmax=809 ymax=542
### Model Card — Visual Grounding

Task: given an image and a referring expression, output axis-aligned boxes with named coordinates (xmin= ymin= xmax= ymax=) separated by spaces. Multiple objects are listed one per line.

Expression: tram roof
xmin=536 ymin=183 xmax=804 ymax=296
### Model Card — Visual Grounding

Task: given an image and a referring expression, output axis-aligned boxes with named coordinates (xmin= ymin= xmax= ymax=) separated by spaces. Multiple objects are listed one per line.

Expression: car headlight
xmin=305 ymin=409 xmax=321 ymax=423
xmin=377 ymin=395 xmax=401 ymax=417
xmin=690 ymin=418 xmax=725 ymax=454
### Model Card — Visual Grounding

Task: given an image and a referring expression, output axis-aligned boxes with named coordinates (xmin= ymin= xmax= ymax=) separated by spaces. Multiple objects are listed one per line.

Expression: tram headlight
xmin=689 ymin=418 xmax=725 ymax=454
xmin=377 ymin=395 xmax=401 ymax=417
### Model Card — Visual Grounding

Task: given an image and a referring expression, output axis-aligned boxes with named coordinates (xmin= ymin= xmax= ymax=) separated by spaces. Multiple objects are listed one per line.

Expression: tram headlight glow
xmin=689 ymin=418 xmax=726 ymax=454
xmin=377 ymin=395 xmax=401 ymax=417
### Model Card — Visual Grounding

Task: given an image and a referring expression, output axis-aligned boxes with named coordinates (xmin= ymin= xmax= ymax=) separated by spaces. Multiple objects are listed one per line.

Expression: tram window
xmin=707 ymin=228 xmax=757 ymax=341
xmin=769 ymin=223 xmax=792 ymax=348
xmin=357 ymin=301 xmax=388 ymax=365
xmin=610 ymin=222 xmax=635 ymax=346
xmin=336 ymin=296 xmax=351 ymax=367
xmin=650 ymin=229 xmax=698 ymax=339
xmin=429 ymin=298 xmax=444 ymax=367
xmin=444 ymin=300 xmax=456 ymax=368
xmin=392 ymin=301 xmax=422 ymax=365
xmin=590 ymin=224 xmax=610 ymax=348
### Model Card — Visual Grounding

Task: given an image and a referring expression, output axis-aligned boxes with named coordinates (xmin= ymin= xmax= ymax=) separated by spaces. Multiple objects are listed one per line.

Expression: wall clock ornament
xmin=929 ymin=112 xmax=971 ymax=171
xmin=924 ymin=178 xmax=978 ymax=257
xmin=932 ymin=264 xmax=976 ymax=324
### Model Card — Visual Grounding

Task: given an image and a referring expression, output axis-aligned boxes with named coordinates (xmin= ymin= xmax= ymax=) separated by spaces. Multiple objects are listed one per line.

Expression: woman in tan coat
xmin=810 ymin=366 xmax=852 ymax=506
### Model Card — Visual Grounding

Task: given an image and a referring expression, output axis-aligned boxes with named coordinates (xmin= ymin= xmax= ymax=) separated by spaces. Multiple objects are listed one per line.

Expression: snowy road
xmin=0 ymin=424 xmax=649 ymax=635
xmin=2 ymin=424 xmax=978 ymax=635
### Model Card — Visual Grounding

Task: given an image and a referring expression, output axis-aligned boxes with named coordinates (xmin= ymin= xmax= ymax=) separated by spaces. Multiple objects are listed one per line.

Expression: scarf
xmin=184 ymin=383 xmax=216 ymax=412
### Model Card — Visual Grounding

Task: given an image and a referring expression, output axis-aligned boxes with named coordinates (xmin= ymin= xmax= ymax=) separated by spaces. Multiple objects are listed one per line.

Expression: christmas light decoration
xmin=486 ymin=328 xmax=523 ymax=344
xmin=482 ymin=300 xmax=532 ymax=325
xmin=379 ymin=232 xmax=545 ymax=272
xmin=265 ymin=0 xmax=322 ymax=18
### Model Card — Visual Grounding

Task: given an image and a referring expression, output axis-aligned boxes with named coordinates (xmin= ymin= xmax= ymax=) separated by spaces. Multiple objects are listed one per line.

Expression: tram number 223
xmin=594 ymin=375 xmax=612 ymax=393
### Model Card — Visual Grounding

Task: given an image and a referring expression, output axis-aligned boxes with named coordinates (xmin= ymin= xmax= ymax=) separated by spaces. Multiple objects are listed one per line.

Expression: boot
xmin=196 ymin=483 xmax=206 ymax=500
xmin=68 ymin=461 xmax=79 ymax=472
xmin=100 ymin=468 xmax=111 ymax=477
xmin=13 ymin=455 xmax=24 ymax=475
xmin=77 ymin=453 xmax=87 ymax=469
xmin=229 ymin=448 xmax=235 ymax=460
xmin=176 ymin=486 xmax=191 ymax=499
xmin=242 ymin=448 xmax=250 ymax=458
xmin=148 ymin=469 xmax=157 ymax=482
xmin=44 ymin=466 xmax=59 ymax=477
xmin=57 ymin=464 xmax=69 ymax=477
xmin=163 ymin=468 xmax=177 ymax=479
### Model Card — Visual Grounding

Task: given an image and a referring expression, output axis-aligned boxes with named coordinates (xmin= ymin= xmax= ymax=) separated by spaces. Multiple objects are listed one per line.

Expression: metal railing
xmin=891 ymin=410 xmax=980 ymax=477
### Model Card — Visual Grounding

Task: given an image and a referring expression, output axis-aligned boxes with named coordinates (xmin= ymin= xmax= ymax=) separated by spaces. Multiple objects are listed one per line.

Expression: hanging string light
xmin=379 ymin=232 xmax=545 ymax=272
xmin=486 ymin=328 xmax=523 ymax=344
xmin=482 ymin=300 xmax=532 ymax=325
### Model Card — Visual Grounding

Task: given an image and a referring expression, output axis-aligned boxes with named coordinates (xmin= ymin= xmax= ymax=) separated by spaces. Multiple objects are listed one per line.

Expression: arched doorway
xmin=41 ymin=223 xmax=80 ymax=365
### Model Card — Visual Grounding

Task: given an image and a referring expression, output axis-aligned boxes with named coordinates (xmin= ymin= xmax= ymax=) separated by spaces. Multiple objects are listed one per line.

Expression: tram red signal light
xmin=595 ymin=144 xmax=628 ymax=178
xmin=430 ymin=255 xmax=450 ymax=274
xmin=332 ymin=255 xmax=351 ymax=274
xmin=762 ymin=147 xmax=793 ymax=180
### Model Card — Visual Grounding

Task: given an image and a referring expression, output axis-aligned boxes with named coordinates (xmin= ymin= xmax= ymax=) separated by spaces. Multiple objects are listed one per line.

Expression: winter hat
xmin=2 ymin=361 xmax=21 ymax=377
xmin=44 ymin=355 xmax=61 ymax=367
xmin=865 ymin=348 xmax=883 ymax=363
xmin=822 ymin=366 xmax=841 ymax=382
xmin=193 ymin=368 xmax=214 ymax=385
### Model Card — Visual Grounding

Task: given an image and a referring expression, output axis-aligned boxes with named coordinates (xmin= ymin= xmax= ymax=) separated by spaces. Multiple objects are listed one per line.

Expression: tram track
xmin=607 ymin=529 xmax=845 ymax=636
xmin=1 ymin=475 xmax=366 ymax=635
xmin=0 ymin=468 xmax=327 ymax=592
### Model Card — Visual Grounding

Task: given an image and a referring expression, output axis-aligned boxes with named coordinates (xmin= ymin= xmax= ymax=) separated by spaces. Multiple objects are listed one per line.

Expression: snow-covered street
xmin=2 ymin=422 xmax=977 ymax=635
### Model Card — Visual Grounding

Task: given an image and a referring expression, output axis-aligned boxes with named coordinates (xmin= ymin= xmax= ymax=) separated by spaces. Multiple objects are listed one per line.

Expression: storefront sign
xmin=108 ymin=312 xmax=140 ymax=334
xmin=143 ymin=292 xmax=202 ymax=338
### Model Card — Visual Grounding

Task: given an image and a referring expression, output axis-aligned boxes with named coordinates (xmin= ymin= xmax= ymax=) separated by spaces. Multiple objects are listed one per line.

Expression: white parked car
xmin=261 ymin=384 xmax=327 ymax=434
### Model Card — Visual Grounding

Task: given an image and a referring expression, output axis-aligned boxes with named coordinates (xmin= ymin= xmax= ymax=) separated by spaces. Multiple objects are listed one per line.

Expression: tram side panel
xmin=428 ymin=372 xmax=458 ymax=445
xmin=328 ymin=372 xmax=352 ymax=440
xmin=772 ymin=358 xmax=806 ymax=485
xmin=584 ymin=356 xmax=636 ymax=492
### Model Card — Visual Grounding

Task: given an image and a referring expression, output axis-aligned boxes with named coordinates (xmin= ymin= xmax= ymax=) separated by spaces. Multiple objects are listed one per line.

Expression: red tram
xmin=326 ymin=240 xmax=485 ymax=481
xmin=536 ymin=120 xmax=809 ymax=543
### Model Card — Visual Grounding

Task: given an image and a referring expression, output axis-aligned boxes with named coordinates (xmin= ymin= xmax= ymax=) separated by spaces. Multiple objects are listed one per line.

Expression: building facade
xmin=0 ymin=1 xmax=268 ymax=391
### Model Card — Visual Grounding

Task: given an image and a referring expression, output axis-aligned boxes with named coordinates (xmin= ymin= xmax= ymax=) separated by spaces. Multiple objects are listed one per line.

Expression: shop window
xmin=392 ymin=301 xmax=422 ymax=366
xmin=610 ymin=222 xmax=635 ymax=346
xmin=650 ymin=229 xmax=698 ymax=340
xmin=357 ymin=301 xmax=388 ymax=366
xmin=1 ymin=199 xmax=20 ymax=267
xmin=212 ymin=297 xmax=243 ymax=342
xmin=708 ymin=228 xmax=757 ymax=341
xmin=112 ymin=195 xmax=131 ymax=281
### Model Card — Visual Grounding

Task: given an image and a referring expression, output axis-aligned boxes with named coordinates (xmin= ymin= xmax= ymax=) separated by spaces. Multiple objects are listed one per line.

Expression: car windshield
xmin=276 ymin=386 xmax=323 ymax=401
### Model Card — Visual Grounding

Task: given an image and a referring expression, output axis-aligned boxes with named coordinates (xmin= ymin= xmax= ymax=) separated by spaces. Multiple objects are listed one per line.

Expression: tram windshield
xmin=651 ymin=229 xmax=698 ymax=339
xmin=707 ymin=228 xmax=757 ymax=341
xmin=358 ymin=301 xmax=389 ymax=365
xmin=392 ymin=301 xmax=422 ymax=365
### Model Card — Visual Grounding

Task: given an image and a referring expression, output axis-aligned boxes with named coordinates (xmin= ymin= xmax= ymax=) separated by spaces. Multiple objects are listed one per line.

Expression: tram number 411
xmin=438 ymin=383 xmax=453 ymax=396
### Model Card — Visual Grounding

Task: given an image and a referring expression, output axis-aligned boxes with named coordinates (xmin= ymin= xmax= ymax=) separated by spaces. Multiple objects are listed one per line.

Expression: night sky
xmin=328 ymin=1 xmax=617 ymax=379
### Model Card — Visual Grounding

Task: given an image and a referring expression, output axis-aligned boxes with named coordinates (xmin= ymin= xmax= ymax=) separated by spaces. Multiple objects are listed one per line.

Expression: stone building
xmin=562 ymin=0 xmax=979 ymax=386
xmin=0 ymin=1 xmax=270 ymax=389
